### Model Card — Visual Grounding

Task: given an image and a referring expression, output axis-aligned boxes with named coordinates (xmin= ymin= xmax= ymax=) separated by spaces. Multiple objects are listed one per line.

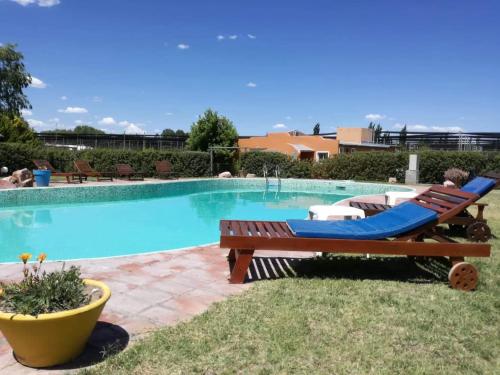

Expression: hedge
xmin=241 ymin=150 xmax=500 ymax=183
xmin=2 ymin=143 xmax=499 ymax=182
xmin=0 ymin=143 xmax=211 ymax=177
xmin=239 ymin=151 xmax=313 ymax=178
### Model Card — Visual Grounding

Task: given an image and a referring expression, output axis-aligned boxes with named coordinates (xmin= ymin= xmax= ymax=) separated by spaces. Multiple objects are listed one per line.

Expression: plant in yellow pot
xmin=0 ymin=253 xmax=111 ymax=368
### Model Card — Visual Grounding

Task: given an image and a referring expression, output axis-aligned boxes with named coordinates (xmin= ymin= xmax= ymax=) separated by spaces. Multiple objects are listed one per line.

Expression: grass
xmin=84 ymin=191 xmax=500 ymax=375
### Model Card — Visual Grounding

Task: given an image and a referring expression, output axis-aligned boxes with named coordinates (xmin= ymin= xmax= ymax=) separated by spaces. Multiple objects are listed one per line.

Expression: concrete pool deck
xmin=0 ymin=181 xmax=428 ymax=373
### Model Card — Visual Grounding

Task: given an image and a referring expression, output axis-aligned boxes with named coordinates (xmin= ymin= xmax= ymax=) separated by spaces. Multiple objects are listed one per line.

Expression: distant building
xmin=238 ymin=128 xmax=393 ymax=160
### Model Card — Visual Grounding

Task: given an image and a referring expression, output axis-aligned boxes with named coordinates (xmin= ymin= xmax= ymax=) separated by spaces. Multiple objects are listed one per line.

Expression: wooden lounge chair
xmin=33 ymin=160 xmax=83 ymax=183
xmin=482 ymin=171 xmax=500 ymax=188
xmin=155 ymin=160 xmax=175 ymax=179
xmin=350 ymin=180 xmax=495 ymax=242
xmin=74 ymin=160 xmax=113 ymax=181
xmin=219 ymin=177 xmax=496 ymax=291
xmin=115 ymin=164 xmax=144 ymax=181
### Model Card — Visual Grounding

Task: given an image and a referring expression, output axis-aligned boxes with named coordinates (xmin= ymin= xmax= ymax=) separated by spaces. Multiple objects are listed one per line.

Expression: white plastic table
xmin=308 ymin=204 xmax=367 ymax=257
xmin=385 ymin=191 xmax=418 ymax=206
xmin=308 ymin=205 xmax=366 ymax=221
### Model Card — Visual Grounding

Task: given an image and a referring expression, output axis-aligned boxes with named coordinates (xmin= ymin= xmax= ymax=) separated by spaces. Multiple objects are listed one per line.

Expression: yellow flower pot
xmin=0 ymin=279 xmax=111 ymax=368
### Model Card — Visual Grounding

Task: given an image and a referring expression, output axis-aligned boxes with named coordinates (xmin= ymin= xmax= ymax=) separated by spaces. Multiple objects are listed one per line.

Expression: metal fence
xmin=320 ymin=131 xmax=500 ymax=151
xmin=35 ymin=133 xmax=188 ymax=150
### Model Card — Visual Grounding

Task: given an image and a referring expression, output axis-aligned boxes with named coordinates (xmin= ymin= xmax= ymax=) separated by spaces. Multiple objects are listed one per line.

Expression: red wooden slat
xmin=425 ymin=191 xmax=465 ymax=204
xmin=430 ymin=185 xmax=477 ymax=199
xmin=220 ymin=221 xmax=230 ymax=236
xmin=230 ymin=221 xmax=241 ymax=236
xmin=238 ymin=221 xmax=250 ymax=236
xmin=271 ymin=222 xmax=287 ymax=237
xmin=278 ymin=222 xmax=293 ymax=237
xmin=420 ymin=194 xmax=457 ymax=209
xmin=263 ymin=222 xmax=278 ymax=238
xmin=255 ymin=222 xmax=268 ymax=237
xmin=415 ymin=201 xmax=447 ymax=213
xmin=247 ymin=221 xmax=259 ymax=237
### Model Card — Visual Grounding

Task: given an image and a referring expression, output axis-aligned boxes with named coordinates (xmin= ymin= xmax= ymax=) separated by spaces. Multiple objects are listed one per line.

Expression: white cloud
xmin=98 ymin=117 xmax=116 ymax=125
xmin=228 ymin=35 xmax=238 ymax=40
xmin=10 ymin=0 xmax=60 ymax=7
xmin=38 ymin=0 xmax=60 ymax=6
xmin=60 ymin=95 xmax=67 ymax=101
xmin=27 ymin=119 xmax=45 ymax=128
xmin=273 ymin=123 xmax=287 ymax=129
xmin=247 ymin=34 xmax=256 ymax=39
xmin=165 ymin=112 xmax=173 ymax=116
xmin=30 ymin=76 xmax=47 ymax=89
xmin=177 ymin=43 xmax=190 ymax=50
xmin=58 ymin=106 xmax=88 ymax=114
xmin=21 ymin=109 xmax=32 ymax=116
xmin=48 ymin=117 xmax=60 ymax=123
xmin=216 ymin=35 xmax=225 ymax=41
xmin=246 ymin=82 xmax=257 ymax=88
xmin=393 ymin=123 xmax=464 ymax=132
xmin=118 ymin=121 xmax=145 ymax=134
xmin=431 ymin=126 xmax=463 ymax=132
xmin=365 ymin=113 xmax=386 ymax=121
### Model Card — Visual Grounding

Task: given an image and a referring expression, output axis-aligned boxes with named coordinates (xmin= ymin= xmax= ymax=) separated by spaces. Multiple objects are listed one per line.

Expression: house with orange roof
xmin=238 ymin=128 xmax=393 ymax=161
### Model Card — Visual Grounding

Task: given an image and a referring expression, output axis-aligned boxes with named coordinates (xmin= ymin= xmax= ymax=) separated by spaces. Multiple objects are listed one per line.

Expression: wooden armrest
xmin=472 ymin=203 xmax=488 ymax=207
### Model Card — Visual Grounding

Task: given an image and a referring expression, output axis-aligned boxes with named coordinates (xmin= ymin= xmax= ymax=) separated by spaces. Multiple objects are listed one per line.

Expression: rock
xmin=11 ymin=169 xmax=34 ymax=188
xmin=443 ymin=180 xmax=456 ymax=188
xmin=0 ymin=179 xmax=16 ymax=189
xmin=246 ymin=173 xmax=256 ymax=178
xmin=218 ymin=171 xmax=232 ymax=178
xmin=388 ymin=177 xmax=397 ymax=184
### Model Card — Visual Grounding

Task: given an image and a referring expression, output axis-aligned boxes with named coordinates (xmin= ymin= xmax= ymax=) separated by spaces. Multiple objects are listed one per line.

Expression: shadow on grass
xmin=19 ymin=322 xmax=129 ymax=371
xmin=236 ymin=255 xmax=451 ymax=284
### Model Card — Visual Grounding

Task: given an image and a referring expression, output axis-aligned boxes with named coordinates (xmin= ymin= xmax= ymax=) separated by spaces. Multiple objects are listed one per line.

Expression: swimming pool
xmin=0 ymin=179 xmax=411 ymax=262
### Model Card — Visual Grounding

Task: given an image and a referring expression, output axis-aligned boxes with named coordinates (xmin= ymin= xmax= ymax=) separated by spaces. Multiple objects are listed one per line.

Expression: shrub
xmin=0 ymin=254 xmax=89 ymax=316
xmin=0 ymin=143 xmax=211 ymax=177
xmin=240 ymin=151 xmax=291 ymax=177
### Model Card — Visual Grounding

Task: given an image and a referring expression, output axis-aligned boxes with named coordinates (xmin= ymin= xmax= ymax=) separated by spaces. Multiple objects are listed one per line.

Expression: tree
xmin=175 ymin=129 xmax=187 ymax=137
xmin=368 ymin=122 xmax=383 ymax=143
xmin=73 ymin=125 xmax=105 ymax=135
xmin=399 ymin=124 xmax=407 ymax=147
xmin=0 ymin=114 xmax=39 ymax=144
xmin=162 ymin=128 xmax=188 ymax=137
xmin=161 ymin=128 xmax=176 ymax=137
xmin=313 ymin=123 xmax=320 ymax=135
xmin=41 ymin=125 xmax=105 ymax=135
xmin=0 ymin=44 xmax=32 ymax=117
xmin=187 ymin=109 xmax=238 ymax=151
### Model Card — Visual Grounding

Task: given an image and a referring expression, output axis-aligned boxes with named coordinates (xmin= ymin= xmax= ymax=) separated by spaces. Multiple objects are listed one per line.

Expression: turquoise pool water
xmin=0 ymin=179 xmax=411 ymax=262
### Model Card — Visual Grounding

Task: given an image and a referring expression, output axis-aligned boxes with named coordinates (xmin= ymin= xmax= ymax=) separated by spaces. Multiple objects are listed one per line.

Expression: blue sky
xmin=1 ymin=0 xmax=499 ymax=135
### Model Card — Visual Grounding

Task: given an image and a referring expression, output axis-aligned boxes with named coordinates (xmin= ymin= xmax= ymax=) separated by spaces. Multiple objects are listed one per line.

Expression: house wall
xmin=336 ymin=128 xmax=374 ymax=143
xmin=238 ymin=132 xmax=339 ymax=159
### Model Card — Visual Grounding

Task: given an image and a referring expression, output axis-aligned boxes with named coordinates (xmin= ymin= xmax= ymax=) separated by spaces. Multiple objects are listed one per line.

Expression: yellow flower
xmin=37 ymin=253 xmax=47 ymax=263
xmin=19 ymin=253 xmax=32 ymax=264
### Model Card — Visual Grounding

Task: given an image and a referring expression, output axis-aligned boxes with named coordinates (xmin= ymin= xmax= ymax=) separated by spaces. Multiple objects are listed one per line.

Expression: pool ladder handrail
xmin=263 ymin=164 xmax=281 ymax=188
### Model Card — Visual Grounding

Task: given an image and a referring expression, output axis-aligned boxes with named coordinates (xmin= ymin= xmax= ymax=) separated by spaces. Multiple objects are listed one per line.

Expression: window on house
xmin=316 ymin=151 xmax=329 ymax=161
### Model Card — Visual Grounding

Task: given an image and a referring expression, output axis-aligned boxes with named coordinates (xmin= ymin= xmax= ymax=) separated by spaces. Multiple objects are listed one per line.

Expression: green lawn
xmin=84 ymin=191 xmax=500 ymax=375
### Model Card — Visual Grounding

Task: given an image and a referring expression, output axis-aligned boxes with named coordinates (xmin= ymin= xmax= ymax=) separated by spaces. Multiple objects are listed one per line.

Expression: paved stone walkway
xmin=0 ymin=245 xmax=314 ymax=374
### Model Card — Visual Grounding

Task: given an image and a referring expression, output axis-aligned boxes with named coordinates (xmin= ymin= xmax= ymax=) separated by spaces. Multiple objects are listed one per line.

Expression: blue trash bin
xmin=33 ymin=169 xmax=52 ymax=187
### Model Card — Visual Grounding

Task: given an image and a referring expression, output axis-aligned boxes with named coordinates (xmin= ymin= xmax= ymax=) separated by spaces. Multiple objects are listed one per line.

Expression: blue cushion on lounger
xmin=460 ymin=177 xmax=496 ymax=196
xmin=286 ymin=202 xmax=437 ymax=240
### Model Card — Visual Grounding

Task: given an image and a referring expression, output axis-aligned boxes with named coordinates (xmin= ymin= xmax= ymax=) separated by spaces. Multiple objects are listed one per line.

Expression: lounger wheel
xmin=466 ymin=222 xmax=491 ymax=242
xmin=448 ymin=262 xmax=478 ymax=291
